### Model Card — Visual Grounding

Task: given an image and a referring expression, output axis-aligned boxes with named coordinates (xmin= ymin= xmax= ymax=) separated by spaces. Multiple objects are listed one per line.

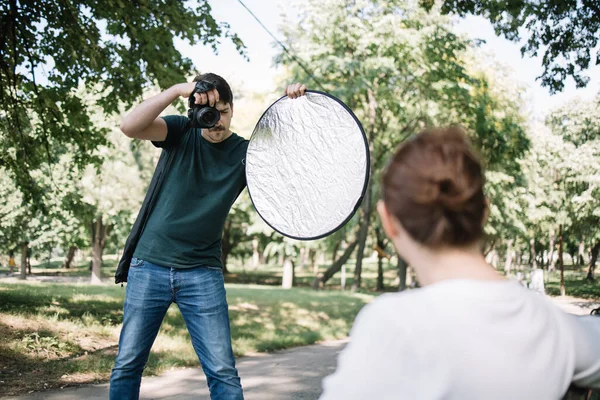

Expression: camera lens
xmin=196 ymin=107 xmax=220 ymax=128
xmin=201 ymin=110 xmax=217 ymax=124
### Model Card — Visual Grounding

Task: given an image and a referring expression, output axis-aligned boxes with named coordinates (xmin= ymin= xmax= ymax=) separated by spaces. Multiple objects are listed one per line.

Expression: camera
xmin=187 ymin=81 xmax=220 ymax=129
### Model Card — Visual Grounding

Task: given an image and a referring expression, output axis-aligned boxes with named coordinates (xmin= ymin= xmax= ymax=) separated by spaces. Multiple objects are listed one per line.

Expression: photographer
xmin=110 ymin=73 xmax=307 ymax=400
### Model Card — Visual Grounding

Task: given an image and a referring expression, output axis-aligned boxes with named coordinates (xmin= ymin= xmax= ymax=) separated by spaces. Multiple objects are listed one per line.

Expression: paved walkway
xmin=2 ymin=294 xmax=598 ymax=400
xmin=551 ymin=295 xmax=600 ymax=315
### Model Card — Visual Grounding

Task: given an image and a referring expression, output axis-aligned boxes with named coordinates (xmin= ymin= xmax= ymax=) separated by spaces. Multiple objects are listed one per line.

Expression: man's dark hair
xmin=193 ymin=73 xmax=233 ymax=105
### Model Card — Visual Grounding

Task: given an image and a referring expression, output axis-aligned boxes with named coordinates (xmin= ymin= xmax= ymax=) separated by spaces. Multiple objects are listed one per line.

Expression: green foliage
xmin=546 ymin=96 xmax=600 ymax=244
xmin=223 ymin=192 xmax=254 ymax=264
xmin=548 ymin=94 xmax=600 ymax=146
xmin=278 ymin=0 xmax=531 ymax=256
xmin=0 ymin=0 xmax=245 ymax=201
xmin=426 ymin=0 xmax=600 ymax=93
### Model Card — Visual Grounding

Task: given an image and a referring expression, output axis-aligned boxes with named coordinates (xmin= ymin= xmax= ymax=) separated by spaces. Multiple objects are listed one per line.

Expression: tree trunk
xmin=46 ymin=245 xmax=52 ymax=268
xmin=90 ymin=217 xmax=111 ymax=285
xmin=313 ymin=240 xmax=358 ymax=289
xmin=252 ymin=238 xmax=259 ymax=268
xmin=259 ymin=251 xmax=267 ymax=265
xmin=19 ymin=242 xmax=28 ymax=280
xmin=221 ymin=220 xmax=232 ymax=274
xmin=351 ymin=87 xmax=376 ymax=293
xmin=376 ymin=254 xmax=384 ymax=291
xmin=397 ymin=256 xmax=408 ymax=292
xmin=282 ymin=258 xmax=295 ymax=289
xmin=548 ymin=229 xmax=555 ymax=271
xmin=340 ymin=265 xmax=346 ymax=291
xmin=331 ymin=241 xmax=340 ymax=265
xmin=578 ymin=240 xmax=585 ymax=265
xmin=352 ymin=188 xmax=372 ymax=292
xmin=63 ymin=246 xmax=77 ymax=269
xmin=222 ymin=252 xmax=230 ymax=275
xmin=559 ymin=225 xmax=565 ymax=296
xmin=530 ymin=237 xmax=537 ymax=268
xmin=504 ymin=240 xmax=513 ymax=276
xmin=299 ymin=247 xmax=307 ymax=270
xmin=483 ymin=239 xmax=496 ymax=258
xmin=586 ymin=241 xmax=600 ymax=281
xmin=26 ymin=247 xmax=31 ymax=275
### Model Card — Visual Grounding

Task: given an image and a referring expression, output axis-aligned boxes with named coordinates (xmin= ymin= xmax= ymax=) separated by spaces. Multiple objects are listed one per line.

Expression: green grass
xmin=225 ymin=258 xmax=402 ymax=293
xmin=6 ymin=255 xmax=403 ymax=292
xmin=545 ymin=269 xmax=600 ymax=299
xmin=501 ymin=263 xmax=600 ymax=299
xmin=24 ymin=258 xmax=116 ymax=278
xmin=0 ymin=280 xmax=373 ymax=396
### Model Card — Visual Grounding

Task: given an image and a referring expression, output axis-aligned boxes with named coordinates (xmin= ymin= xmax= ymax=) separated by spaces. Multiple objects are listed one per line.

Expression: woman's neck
xmin=402 ymin=244 xmax=503 ymax=286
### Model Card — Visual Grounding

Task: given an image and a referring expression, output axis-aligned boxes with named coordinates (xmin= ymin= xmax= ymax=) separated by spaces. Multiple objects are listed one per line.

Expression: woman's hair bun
xmin=382 ymin=126 xmax=487 ymax=247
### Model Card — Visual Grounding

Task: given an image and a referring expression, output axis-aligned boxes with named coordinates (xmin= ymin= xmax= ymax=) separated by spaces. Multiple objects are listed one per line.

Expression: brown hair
xmin=382 ymin=126 xmax=486 ymax=248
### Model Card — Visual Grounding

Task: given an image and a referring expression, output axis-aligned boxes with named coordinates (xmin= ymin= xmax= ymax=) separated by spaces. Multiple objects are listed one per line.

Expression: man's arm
xmin=120 ymin=82 xmax=219 ymax=141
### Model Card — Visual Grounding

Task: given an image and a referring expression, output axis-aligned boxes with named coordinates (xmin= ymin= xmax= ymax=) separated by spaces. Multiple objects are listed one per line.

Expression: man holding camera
xmin=110 ymin=73 xmax=307 ymax=400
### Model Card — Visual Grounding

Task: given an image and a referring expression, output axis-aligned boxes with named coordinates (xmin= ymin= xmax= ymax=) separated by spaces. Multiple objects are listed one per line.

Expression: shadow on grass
xmin=0 ymin=318 xmax=118 ymax=397
xmin=547 ymin=277 xmax=600 ymax=299
xmin=0 ymin=284 xmax=126 ymax=325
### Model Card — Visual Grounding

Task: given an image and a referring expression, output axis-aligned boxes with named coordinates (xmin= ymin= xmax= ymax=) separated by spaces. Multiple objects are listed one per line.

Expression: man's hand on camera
xmin=177 ymin=82 xmax=219 ymax=107
xmin=285 ymin=83 xmax=307 ymax=99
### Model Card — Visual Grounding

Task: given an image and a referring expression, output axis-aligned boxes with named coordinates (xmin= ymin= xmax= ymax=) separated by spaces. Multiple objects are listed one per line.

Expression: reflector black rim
xmin=245 ymin=90 xmax=370 ymax=241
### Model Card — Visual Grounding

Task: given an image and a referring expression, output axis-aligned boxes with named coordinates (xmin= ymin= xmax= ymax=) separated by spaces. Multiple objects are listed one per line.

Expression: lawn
xmin=545 ymin=269 xmax=600 ymax=299
xmin=0 ymin=281 xmax=373 ymax=397
xmin=5 ymin=254 xmax=404 ymax=292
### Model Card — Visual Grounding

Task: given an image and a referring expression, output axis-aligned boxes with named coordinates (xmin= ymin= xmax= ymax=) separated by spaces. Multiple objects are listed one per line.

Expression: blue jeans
xmin=109 ymin=258 xmax=243 ymax=400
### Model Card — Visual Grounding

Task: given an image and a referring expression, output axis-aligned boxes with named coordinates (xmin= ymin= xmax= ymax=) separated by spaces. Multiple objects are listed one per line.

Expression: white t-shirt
xmin=320 ymin=279 xmax=600 ymax=400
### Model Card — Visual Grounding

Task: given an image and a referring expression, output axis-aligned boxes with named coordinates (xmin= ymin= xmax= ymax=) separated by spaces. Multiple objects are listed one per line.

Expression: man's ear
xmin=377 ymin=200 xmax=399 ymax=239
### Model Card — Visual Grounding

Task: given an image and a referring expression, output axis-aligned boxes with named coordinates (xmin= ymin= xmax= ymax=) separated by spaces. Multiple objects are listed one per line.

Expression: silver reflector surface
xmin=246 ymin=91 xmax=369 ymax=240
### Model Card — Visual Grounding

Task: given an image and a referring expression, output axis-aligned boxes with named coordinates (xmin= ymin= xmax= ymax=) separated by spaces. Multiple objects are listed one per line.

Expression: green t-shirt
xmin=133 ymin=115 xmax=249 ymax=269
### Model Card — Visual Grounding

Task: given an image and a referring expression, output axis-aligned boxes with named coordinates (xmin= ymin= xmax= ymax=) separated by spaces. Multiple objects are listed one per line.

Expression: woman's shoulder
xmin=353 ymin=290 xmax=429 ymax=331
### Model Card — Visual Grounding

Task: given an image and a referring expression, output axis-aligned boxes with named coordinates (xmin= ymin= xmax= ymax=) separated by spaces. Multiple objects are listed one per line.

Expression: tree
xmin=546 ymin=95 xmax=600 ymax=280
xmin=222 ymin=193 xmax=254 ymax=273
xmin=519 ymin=124 xmax=571 ymax=280
xmin=279 ymin=0 xmax=530 ymax=290
xmin=0 ymin=0 xmax=245 ymax=202
xmin=80 ymin=126 xmax=148 ymax=283
xmin=279 ymin=0 xmax=477 ymax=291
xmin=264 ymin=239 xmax=300 ymax=289
xmin=424 ymin=0 xmax=600 ymax=93
xmin=0 ymin=167 xmax=44 ymax=279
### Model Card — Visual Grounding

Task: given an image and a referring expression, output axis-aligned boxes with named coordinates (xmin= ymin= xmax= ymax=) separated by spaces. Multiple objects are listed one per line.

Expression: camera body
xmin=187 ymin=81 xmax=221 ymax=129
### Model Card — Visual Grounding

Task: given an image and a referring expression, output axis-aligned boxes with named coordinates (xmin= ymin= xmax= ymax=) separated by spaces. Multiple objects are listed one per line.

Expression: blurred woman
xmin=8 ymin=251 xmax=16 ymax=274
xmin=320 ymin=127 xmax=600 ymax=400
